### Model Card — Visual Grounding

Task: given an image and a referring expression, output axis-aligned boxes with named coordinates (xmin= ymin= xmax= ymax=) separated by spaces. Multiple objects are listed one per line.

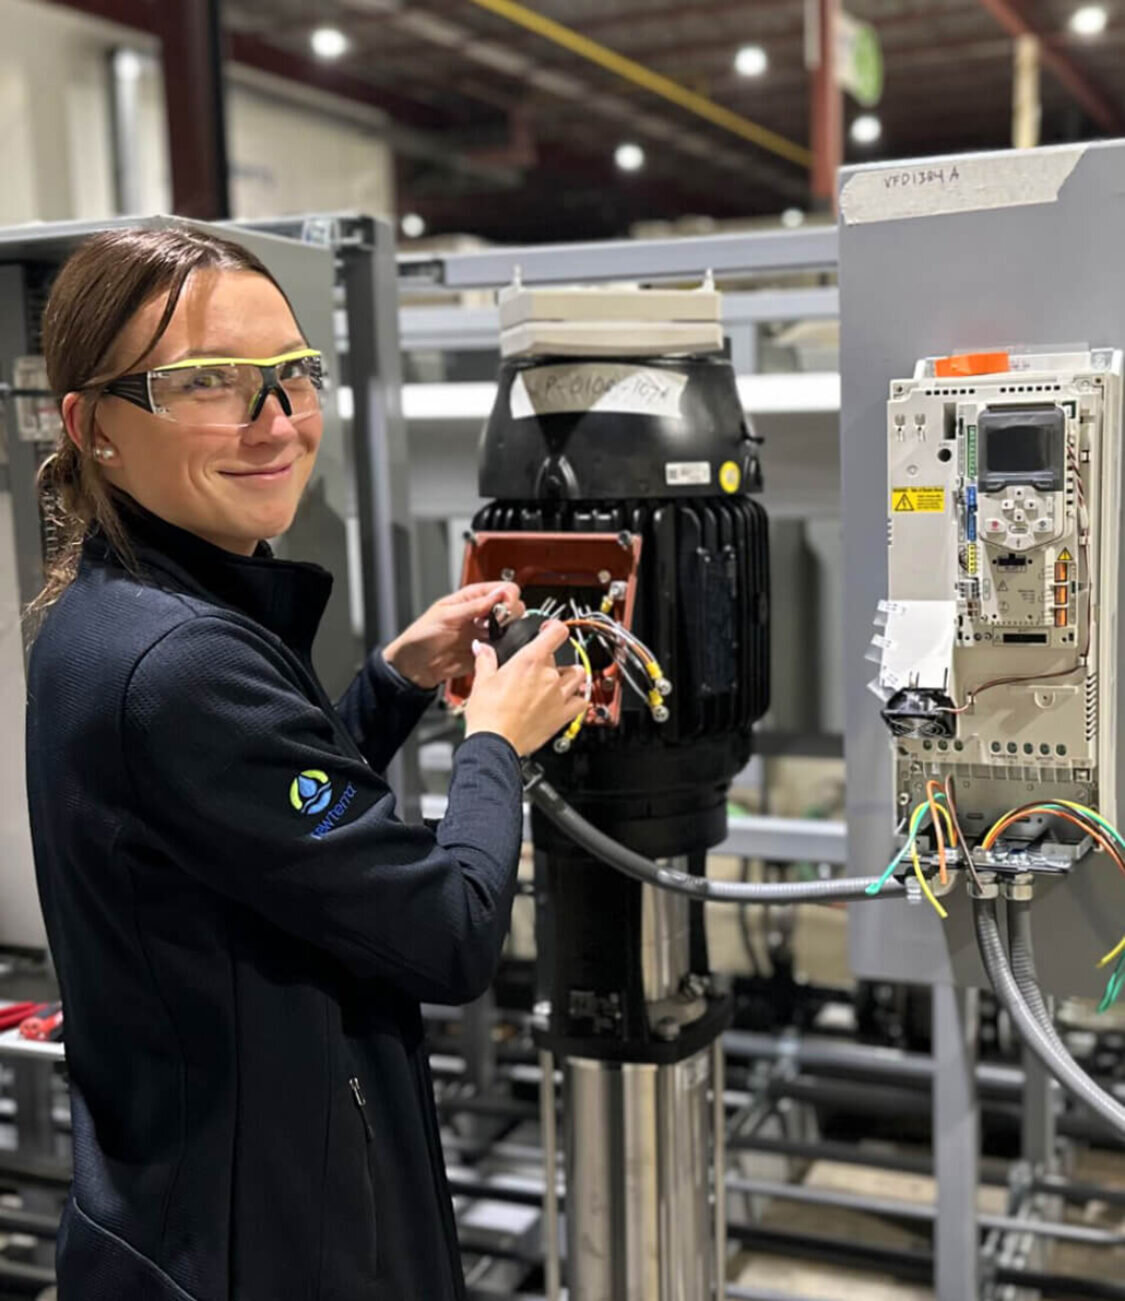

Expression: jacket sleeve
xmin=334 ymin=648 xmax=437 ymax=773
xmin=122 ymin=617 xmax=523 ymax=1004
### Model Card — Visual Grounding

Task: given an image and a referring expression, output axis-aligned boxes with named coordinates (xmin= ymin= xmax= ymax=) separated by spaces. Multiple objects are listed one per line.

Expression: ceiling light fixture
xmin=615 ymin=142 xmax=645 ymax=172
xmin=1070 ymin=4 xmax=1108 ymax=35
xmin=734 ymin=44 xmax=769 ymax=78
xmin=401 ymin=213 xmax=427 ymax=239
xmin=310 ymin=27 xmax=350 ymax=59
xmin=850 ymin=114 xmax=882 ymax=146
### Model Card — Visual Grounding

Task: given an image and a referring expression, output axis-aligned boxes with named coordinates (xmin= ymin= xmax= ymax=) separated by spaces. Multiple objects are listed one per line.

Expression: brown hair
xmin=34 ymin=224 xmax=297 ymax=612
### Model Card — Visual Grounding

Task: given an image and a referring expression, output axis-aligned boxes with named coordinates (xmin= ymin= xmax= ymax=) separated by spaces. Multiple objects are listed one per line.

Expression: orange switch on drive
xmin=1055 ymin=608 xmax=1069 ymax=627
xmin=1055 ymin=585 xmax=1069 ymax=606
xmin=1054 ymin=562 xmax=1069 ymax=583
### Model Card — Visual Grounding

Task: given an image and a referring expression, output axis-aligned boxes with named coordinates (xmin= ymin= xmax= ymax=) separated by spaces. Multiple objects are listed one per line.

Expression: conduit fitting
xmin=968 ymin=869 xmax=1000 ymax=901
xmin=1001 ymin=871 xmax=1035 ymax=903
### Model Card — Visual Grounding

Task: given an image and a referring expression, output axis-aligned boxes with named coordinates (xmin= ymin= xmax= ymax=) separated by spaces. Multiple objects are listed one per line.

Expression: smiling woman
xmin=24 ymin=226 xmax=587 ymax=1300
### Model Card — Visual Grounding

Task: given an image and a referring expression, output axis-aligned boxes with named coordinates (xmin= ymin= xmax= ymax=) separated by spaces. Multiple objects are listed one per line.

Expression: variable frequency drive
xmin=872 ymin=348 xmax=1124 ymax=875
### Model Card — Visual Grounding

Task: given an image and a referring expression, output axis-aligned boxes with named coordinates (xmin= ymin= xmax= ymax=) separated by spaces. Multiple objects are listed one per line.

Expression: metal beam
xmin=157 ymin=0 xmax=229 ymax=219
xmin=977 ymin=0 xmax=1125 ymax=132
xmin=809 ymin=0 xmax=843 ymax=208
xmin=398 ymin=224 xmax=839 ymax=291
xmin=40 ymin=0 xmax=156 ymax=32
xmin=463 ymin=0 xmax=812 ymax=170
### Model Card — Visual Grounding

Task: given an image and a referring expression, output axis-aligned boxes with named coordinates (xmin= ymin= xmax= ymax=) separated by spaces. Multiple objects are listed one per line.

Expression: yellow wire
xmin=565 ymin=640 xmax=594 ymax=739
xmin=911 ymin=841 xmax=949 ymax=920
xmin=1099 ymin=935 xmax=1125 ymax=968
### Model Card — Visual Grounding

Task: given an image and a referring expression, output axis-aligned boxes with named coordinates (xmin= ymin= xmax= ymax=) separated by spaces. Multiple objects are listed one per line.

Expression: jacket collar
xmin=83 ymin=493 xmax=333 ymax=658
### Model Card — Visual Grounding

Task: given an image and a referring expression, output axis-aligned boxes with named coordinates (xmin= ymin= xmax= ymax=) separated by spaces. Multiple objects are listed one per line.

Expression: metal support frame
xmin=398 ymin=287 xmax=840 ymax=354
xmin=933 ymin=984 xmax=981 ymax=1300
xmin=808 ymin=0 xmax=843 ymax=208
xmin=419 ymin=794 xmax=848 ymax=865
xmin=337 ymin=218 xmax=423 ymax=819
xmin=538 ymin=1048 xmax=561 ymax=1301
xmin=398 ymin=226 xmax=839 ymax=293
xmin=156 ymin=0 xmax=230 ymax=220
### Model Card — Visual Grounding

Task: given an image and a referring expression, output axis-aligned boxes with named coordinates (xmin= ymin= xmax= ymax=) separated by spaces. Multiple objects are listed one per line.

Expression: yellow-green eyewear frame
xmin=98 ymin=348 xmax=325 ymax=427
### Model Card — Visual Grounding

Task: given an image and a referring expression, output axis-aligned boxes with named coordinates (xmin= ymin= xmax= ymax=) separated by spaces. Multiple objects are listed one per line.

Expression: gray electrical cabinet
xmin=841 ymin=142 xmax=1125 ymax=999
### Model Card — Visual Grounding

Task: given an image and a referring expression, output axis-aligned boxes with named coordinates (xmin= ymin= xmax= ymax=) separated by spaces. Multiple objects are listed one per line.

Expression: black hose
xmin=523 ymin=767 xmax=906 ymax=905
xmin=973 ymin=895 xmax=1125 ymax=1137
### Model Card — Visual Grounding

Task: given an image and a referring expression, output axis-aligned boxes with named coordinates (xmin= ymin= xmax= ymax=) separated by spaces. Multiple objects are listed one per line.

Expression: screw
xmin=655 ymin=1017 xmax=681 ymax=1041
xmin=653 ymin=704 xmax=670 ymax=724
xmin=553 ymin=736 xmax=572 ymax=754
xmin=598 ymin=569 xmax=612 ymax=585
xmin=656 ymin=677 xmax=673 ymax=697
xmin=501 ymin=568 xmax=515 ymax=582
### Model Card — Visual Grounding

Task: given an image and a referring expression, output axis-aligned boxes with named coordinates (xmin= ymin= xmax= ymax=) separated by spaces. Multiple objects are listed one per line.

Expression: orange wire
xmin=982 ymin=805 xmax=1125 ymax=877
xmin=925 ymin=779 xmax=950 ymax=886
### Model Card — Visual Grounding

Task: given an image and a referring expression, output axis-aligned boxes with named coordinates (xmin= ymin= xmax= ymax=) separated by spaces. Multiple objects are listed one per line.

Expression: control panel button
xmin=1024 ymin=497 xmax=1039 ymax=513
xmin=1012 ymin=509 xmax=1026 ymax=523
xmin=1034 ymin=518 xmax=1052 ymax=533
xmin=1001 ymin=498 xmax=1015 ymax=512
xmin=1013 ymin=487 xmax=1025 ymax=500
xmin=985 ymin=518 xmax=1005 ymax=534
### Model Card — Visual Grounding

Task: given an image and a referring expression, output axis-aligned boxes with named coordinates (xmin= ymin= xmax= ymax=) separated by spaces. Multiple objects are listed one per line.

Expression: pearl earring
xmin=94 ymin=447 xmax=116 ymax=461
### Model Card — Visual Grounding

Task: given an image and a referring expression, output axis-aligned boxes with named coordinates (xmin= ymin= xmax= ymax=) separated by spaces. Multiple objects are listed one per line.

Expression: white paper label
xmin=840 ymin=146 xmax=1084 ymax=226
xmin=665 ymin=461 xmax=712 ymax=487
xmin=510 ymin=363 xmax=687 ymax=420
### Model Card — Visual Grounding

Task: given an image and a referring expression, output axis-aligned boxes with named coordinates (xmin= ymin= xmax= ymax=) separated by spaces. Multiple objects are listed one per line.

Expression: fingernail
xmin=471 ymin=639 xmax=483 ymax=656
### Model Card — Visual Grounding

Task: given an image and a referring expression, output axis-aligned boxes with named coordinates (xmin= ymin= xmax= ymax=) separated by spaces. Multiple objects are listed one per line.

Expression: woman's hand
xmin=383 ymin=581 xmax=525 ymax=691
xmin=464 ymin=620 xmax=588 ymax=757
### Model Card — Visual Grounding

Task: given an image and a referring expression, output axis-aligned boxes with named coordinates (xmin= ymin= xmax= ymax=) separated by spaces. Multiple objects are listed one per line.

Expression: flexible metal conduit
xmin=524 ymin=769 xmax=906 ymax=904
xmin=973 ymin=895 xmax=1125 ymax=1138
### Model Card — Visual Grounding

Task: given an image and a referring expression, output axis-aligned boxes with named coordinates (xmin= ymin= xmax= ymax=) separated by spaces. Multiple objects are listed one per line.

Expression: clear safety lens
xmin=148 ymin=354 xmax=324 ymax=428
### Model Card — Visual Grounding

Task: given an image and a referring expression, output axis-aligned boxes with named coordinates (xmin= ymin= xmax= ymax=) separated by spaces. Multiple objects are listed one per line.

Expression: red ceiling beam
xmin=40 ymin=0 xmax=158 ymax=33
xmin=226 ymin=33 xmax=452 ymax=130
xmin=976 ymin=0 xmax=1124 ymax=131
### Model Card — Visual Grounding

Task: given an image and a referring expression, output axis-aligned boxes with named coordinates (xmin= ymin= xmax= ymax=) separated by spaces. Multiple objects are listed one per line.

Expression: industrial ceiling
xmin=57 ymin=0 xmax=1125 ymax=241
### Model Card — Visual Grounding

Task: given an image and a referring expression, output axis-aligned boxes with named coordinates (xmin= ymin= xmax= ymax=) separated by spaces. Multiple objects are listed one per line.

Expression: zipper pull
xmin=349 ymin=1076 xmax=374 ymax=1141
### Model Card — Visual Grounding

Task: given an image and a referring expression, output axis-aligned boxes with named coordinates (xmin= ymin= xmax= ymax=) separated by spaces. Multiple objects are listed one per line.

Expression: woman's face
xmin=66 ymin=269 xmax=323 ymax=555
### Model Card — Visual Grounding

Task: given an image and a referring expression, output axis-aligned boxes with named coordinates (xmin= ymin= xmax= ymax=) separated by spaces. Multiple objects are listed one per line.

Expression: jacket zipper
xmin=349 ymin=1076 xmax=374 ymax=1142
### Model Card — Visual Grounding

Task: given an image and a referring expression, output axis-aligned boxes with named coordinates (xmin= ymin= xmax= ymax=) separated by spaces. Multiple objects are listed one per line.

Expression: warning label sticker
xmin=892 ymin=486 xmax=946 ymax=513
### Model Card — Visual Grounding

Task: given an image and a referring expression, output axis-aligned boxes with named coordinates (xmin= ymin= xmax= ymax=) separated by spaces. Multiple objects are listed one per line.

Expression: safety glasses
xmin=97 ymin=348 xmax=326 ymax=430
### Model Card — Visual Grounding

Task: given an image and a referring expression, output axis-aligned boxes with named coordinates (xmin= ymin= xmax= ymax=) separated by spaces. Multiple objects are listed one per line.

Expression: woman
xmin=25 ymin=225 xmax=586 ymax=1300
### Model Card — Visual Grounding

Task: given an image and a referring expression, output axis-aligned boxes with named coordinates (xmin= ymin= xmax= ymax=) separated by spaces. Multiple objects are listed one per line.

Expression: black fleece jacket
xmin=24 ymin=498 xmax=523 ymax=1300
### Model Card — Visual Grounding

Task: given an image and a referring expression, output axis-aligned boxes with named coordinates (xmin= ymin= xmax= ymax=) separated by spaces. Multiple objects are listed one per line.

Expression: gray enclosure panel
xmin=842 ymin=141 xmax=1125 ymax=996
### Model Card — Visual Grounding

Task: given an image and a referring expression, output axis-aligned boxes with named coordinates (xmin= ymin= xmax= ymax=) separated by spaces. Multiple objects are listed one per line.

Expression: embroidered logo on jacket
xmin=310 ymin=783 xmax=358 ymax=840
xmin=290 ymin=769 xmax=333 ymax=816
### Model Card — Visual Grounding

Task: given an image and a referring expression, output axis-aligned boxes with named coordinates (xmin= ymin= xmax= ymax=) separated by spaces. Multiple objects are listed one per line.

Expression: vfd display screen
xmin=979 ymin=405 xmax=1065 ymax=490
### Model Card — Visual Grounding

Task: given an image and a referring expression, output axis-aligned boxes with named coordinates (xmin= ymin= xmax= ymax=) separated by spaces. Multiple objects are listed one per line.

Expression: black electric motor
xmin=475 ymin=353 xmax=771 ymax=1064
